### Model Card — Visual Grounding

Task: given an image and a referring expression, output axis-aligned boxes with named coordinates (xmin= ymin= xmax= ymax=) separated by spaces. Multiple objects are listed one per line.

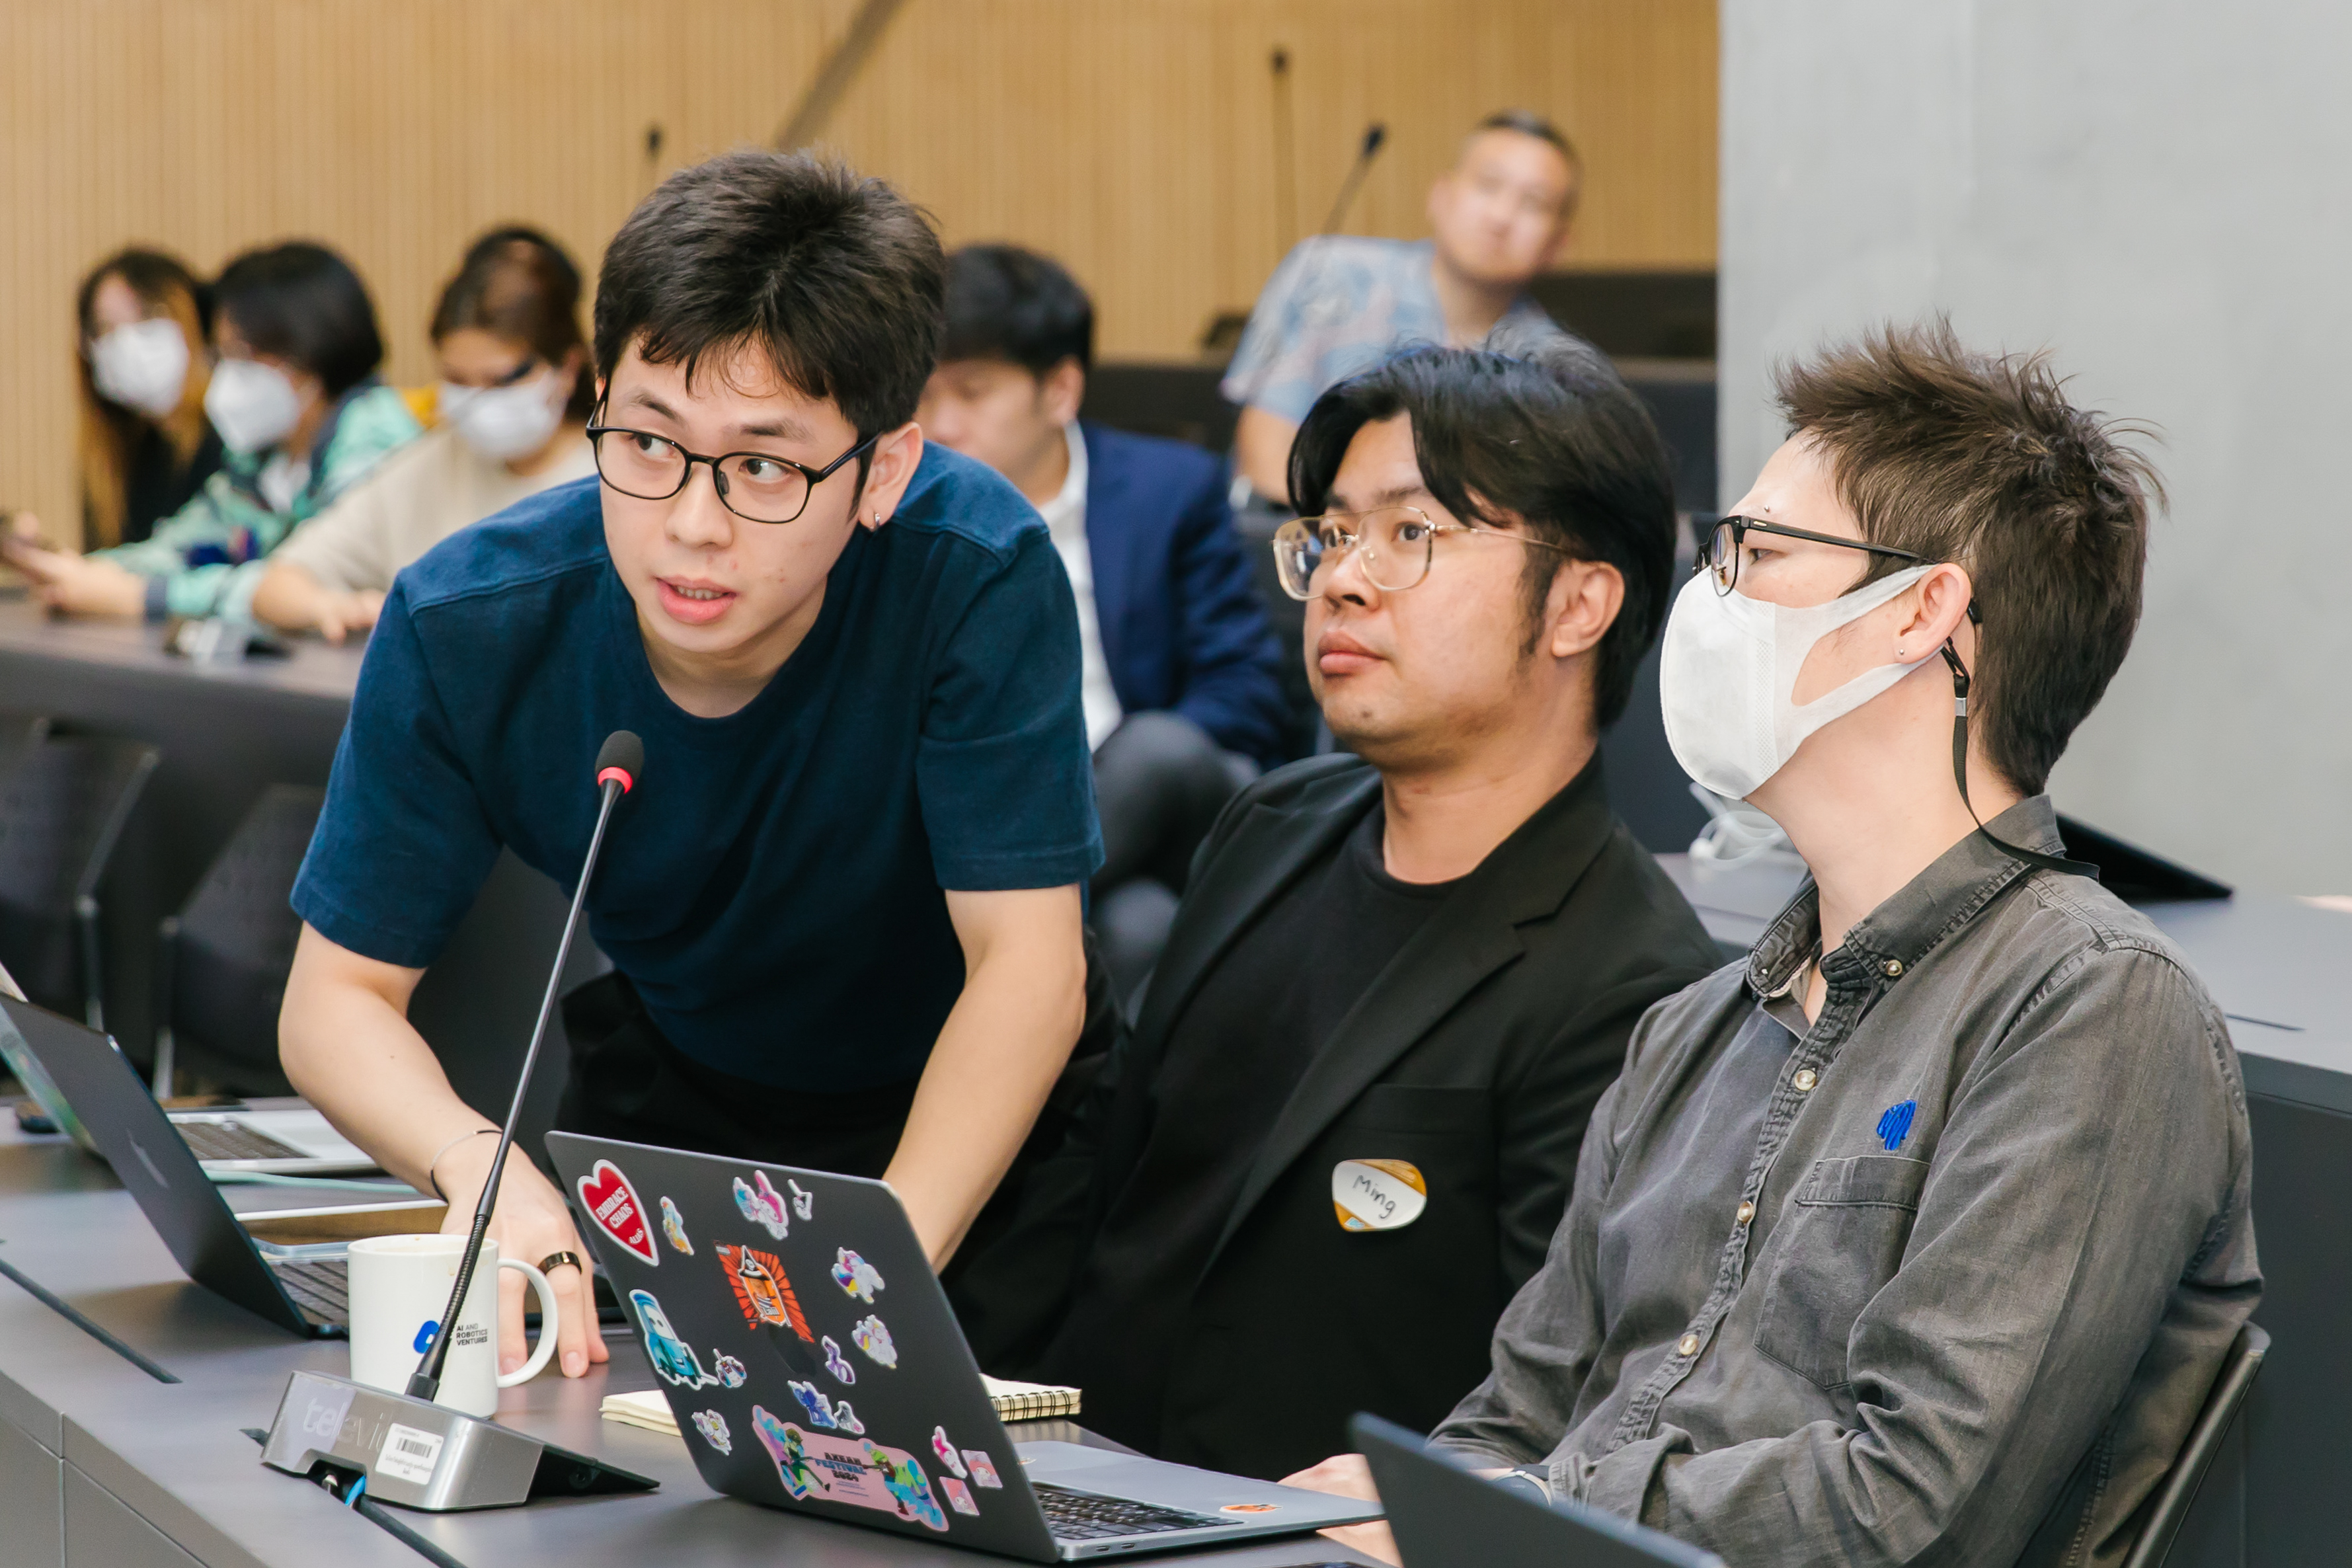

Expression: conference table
xmin=0 ymin=1120 xmax=1382 ymax=1567
xmin=0 ymin=599 xmax=2346 ymax=1565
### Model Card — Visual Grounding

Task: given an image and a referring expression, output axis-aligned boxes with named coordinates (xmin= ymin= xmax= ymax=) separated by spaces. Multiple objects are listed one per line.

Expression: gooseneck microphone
xmin=1319 ymin=123 xmax=1388 ymax=237
xmin=407 ymin=729 xmax=643 ymax=1403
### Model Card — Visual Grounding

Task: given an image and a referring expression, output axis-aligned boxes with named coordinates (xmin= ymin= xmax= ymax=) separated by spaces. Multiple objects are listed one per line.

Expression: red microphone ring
xmin=596 ymin=767 xmax=635 ymax=793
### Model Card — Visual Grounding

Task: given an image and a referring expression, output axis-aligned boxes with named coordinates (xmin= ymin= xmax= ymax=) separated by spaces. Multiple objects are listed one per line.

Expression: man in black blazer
xmin=952 ymin=340 xmax=1722 ymax=1481
xmin=920 ymin=245 xmax=1290 ymax=999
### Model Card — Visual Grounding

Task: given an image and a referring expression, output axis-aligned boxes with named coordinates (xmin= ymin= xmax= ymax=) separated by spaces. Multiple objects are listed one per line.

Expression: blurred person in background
xmin=253 ymin=227 xmax=596 ymax=642
xmin=920 ymin=244 xmax=1287 ymax=1001
xmin=1225 ymin=110 xmax=1588 ymax=508
xmin=73 ymin=249 xmax=224 ymax=549
xmin=2 ymin=241 xmax=418 ymax=621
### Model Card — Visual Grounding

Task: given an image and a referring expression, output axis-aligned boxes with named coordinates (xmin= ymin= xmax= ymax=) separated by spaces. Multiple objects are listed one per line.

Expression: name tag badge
xmin=1331 ymin=1158 xmax=1427 ymax=1233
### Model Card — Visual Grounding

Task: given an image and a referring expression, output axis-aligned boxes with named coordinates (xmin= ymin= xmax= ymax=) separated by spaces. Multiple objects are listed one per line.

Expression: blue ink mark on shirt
xmin=1877 ymin=1100 xmax=1917 ymax=1152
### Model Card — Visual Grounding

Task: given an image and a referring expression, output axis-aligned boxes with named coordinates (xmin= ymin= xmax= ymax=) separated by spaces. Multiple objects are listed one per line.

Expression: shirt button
xmin=1677 ymin=1333 xmax=1700 ymax=1356
xmin=1792 ymin=1068 xmax=1818 ymax=1092
xmin=1735 ymin=1200 xmax=1755 ymax=1224
xmin=1883 ymin=958 xmax=1904 ymax=977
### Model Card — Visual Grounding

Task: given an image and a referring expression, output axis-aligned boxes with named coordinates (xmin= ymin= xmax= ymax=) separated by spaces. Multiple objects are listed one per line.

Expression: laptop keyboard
xmin=177 ymin=1120 xmax=304 ymax=1161
xmin=270 ymin=1259 xmax=349 ymax=1327
xmin=1035 ymin=1484 xmax=1225 ymax=1541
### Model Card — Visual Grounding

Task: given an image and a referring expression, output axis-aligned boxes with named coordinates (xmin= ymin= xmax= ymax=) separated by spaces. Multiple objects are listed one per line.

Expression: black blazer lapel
xmin=1197 ymin=759 xmax=1622 ymax=1276
xmin=1129 ymin=765 xmax=1383 ymax=1066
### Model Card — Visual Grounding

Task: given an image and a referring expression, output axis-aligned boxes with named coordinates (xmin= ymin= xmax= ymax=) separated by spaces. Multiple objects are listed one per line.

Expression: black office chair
xmin=152 ymin=785 xmax=325 ymax=1097
xmin=2119 ymin=1322 xmax=2268 ymax=1568
xmin=0 ymin=733 xmax=161 ymax=1031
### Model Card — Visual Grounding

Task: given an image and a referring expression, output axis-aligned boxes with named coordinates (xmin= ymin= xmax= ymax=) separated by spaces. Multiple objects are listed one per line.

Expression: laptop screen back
xmin=1352 ymin=1413 xmax=1723 ymax=1568
xmin=0 ymin=995 xmax=309 ymax=1336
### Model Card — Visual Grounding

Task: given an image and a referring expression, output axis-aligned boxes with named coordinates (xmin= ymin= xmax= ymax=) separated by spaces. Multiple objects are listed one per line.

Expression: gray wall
xmin=1720 ymin=1 xmax=2352 ymax=894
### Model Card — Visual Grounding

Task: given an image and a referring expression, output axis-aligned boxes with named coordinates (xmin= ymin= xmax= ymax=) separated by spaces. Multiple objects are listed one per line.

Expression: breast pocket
xmin=1752 ymin=1154 xmax=1930 ymax=1392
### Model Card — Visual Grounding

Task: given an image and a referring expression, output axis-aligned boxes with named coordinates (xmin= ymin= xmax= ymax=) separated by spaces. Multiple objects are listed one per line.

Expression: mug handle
xmin=496 ymin=1257 xmax=561 ymax=1388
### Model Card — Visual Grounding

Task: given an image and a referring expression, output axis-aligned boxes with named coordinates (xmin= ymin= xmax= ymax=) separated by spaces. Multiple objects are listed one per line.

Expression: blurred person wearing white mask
xmin=2 ymin=241 xmax=418 ymax=620
xmin=69 ymin=250 xmax=225 ymax=548
xmin=253 ymin=229 xmax=596 ymax=642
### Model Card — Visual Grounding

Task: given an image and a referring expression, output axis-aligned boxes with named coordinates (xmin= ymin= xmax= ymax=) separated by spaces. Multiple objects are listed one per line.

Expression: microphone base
xmin=260 ymin=1370 xmax=658 ymax=1511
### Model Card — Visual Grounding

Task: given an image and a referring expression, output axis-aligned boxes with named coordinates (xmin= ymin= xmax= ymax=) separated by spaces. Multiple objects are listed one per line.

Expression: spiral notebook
xmin=601 ymin=1374 xmax=1081 ymax=1434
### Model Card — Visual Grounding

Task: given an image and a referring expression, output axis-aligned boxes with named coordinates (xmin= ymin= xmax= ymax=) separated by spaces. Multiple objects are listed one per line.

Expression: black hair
xmin=433 ymin=226 xmax=595 ymax=421
xmin=1288 ymin=340 xmax=1676 ymax=727
xmin=212 ymin=241 xmax=385 ymax=399
xmin=1473 ymin=109 xmax=1582 ymax=173
xmin=594 ymin=151 xmax=945 ymax=438
xmin=939 ymin=245 xmax=1094 ymax=375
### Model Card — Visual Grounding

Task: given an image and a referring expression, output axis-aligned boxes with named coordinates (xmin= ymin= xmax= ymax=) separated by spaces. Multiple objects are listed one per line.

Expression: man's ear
xmin=857 ymin=422 xmax=925 ymax=529
xmin=1546 ymin=557 xmax=1624 ymax=661
xmin=1890 ymin=562 xmax=1975 ymax=660
xmin=1040 ymin=360 xmax=1085 ymax=428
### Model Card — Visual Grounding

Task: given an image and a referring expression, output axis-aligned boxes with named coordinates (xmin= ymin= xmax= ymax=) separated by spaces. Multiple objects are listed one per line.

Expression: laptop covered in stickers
xmin=547 ymin=1132 xmax=1381 ymax=1561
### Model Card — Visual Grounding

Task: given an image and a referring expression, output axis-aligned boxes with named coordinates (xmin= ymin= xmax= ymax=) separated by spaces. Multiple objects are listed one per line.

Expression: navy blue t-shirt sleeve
xmin=290 ymin=580 xmax=505 ymax=967
xmin=918 ymin=529 xmax=1103 ymax=891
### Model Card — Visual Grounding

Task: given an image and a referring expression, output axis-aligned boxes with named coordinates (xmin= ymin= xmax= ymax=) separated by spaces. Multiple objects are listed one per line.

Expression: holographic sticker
xmin=733 ymin=1171 xmax=791 ymax=1239
xmin=963 ymin=1451 xmax=1002 ymax=1489
xmin=691 ymin=1409 xmax=732 ymax=1454
xmin=660 ymin=1196 xmax=693 ymax=1255
xmin=943 ymin=1476 xmax=979 ymax=1516
xmin=823 ymin=1335 xmax=857 ymax=1385
xmin=851 ymin=1313 xmax=897 ymax=1368
xmin=788 ymin=1178 xmax=814 ymax=1220
xmin=789 ymin=1378 xmax=840 ymax=1429
xmin=715 ymin=1352 xmax=748 ymax=1389
xmin=832 ymin=1247 xmax=885 ymax=1303
xmin=931 ymin=1426 xmax=967 ymax=1478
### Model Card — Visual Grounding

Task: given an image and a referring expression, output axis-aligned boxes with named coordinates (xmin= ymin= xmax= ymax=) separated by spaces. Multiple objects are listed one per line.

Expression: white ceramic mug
xmin=346 ymin=1234 xmax=559 ymax=1418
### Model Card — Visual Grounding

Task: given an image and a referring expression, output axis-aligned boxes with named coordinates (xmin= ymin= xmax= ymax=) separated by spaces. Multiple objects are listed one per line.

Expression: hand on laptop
xmin=436 ymin=1136 xmax=609 ymax=1380
xmin=1280 ymin=1454 xmax=1399 ymax=1565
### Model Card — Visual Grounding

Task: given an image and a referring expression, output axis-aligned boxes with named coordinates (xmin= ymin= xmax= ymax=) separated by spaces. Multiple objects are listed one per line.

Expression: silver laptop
xmin=0 ymin=993 xmax=434 ymax=1337
xmin=548 ymin=1132 xmax=1381 ymax=1561
xmin=165 ymin=1101 xmax=379 ymax=1175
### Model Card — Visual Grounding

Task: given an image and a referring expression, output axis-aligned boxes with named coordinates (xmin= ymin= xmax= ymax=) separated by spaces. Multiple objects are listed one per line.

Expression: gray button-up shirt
xmin=1433 ymin=797 xmax=2259 ymax=1566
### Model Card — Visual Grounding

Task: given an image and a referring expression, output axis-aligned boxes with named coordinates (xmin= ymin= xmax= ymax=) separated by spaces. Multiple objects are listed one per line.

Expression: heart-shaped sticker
xmin=577 ymin=1157 xmax=658 ymax=1266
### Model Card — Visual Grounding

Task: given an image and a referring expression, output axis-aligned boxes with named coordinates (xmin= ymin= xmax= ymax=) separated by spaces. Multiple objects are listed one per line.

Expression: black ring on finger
xmin=537 ymin=1251 xmax=583 ymax=1275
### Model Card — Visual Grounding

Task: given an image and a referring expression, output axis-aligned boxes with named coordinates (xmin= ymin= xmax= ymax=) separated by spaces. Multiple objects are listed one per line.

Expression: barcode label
xmin=374 ymin=1423 xmax=445 ymax=1485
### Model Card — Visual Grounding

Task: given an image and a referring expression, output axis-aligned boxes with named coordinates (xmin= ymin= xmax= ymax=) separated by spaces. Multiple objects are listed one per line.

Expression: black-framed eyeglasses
xmin=1271 ymin=505 xmax=1568 ymax=600
xmin=586 ymin=422 xmax=877 ymax=525
xmin=1696 ymin=514 xmax=1930 ymax=596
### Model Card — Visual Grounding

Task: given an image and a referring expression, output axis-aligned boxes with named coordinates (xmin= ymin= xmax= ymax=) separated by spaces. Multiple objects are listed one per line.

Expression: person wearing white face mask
xmin=1287 ymin=323 xmax=2257 ymax=1568
xmin=34 ymin=250 xmax=223 ymax=551
xmin=253 ymin=229 xmax=596 ymax=642
xmin=1 ymin=241 xmax=418 ymax=621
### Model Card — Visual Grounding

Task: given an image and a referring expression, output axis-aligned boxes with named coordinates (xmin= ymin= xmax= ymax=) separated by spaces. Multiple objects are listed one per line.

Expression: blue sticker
xmin=1876 ymin=1099 xmax=1917 ymax=1152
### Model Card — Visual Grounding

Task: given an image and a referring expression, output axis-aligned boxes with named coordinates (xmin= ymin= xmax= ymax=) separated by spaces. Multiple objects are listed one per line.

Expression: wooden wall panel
xmin=0 ymin=0 xmax=1715 ymax=537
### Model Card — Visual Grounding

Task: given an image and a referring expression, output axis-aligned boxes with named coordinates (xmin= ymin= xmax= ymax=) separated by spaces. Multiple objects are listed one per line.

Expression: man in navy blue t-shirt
xmin=280 ymin=152 xmax=1101 ymax=1386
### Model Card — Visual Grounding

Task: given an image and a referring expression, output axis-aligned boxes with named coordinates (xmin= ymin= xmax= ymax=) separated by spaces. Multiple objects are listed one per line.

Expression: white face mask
xmin=439 ymin=366 xmax=567 ymax=463
xmin=1659 ymin=563 xmax=1932 ymax=801
xmin=205 ymin=357 xmax=307 ymax=455
xmin=89 ymin=319 xmax=191 ymax=420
